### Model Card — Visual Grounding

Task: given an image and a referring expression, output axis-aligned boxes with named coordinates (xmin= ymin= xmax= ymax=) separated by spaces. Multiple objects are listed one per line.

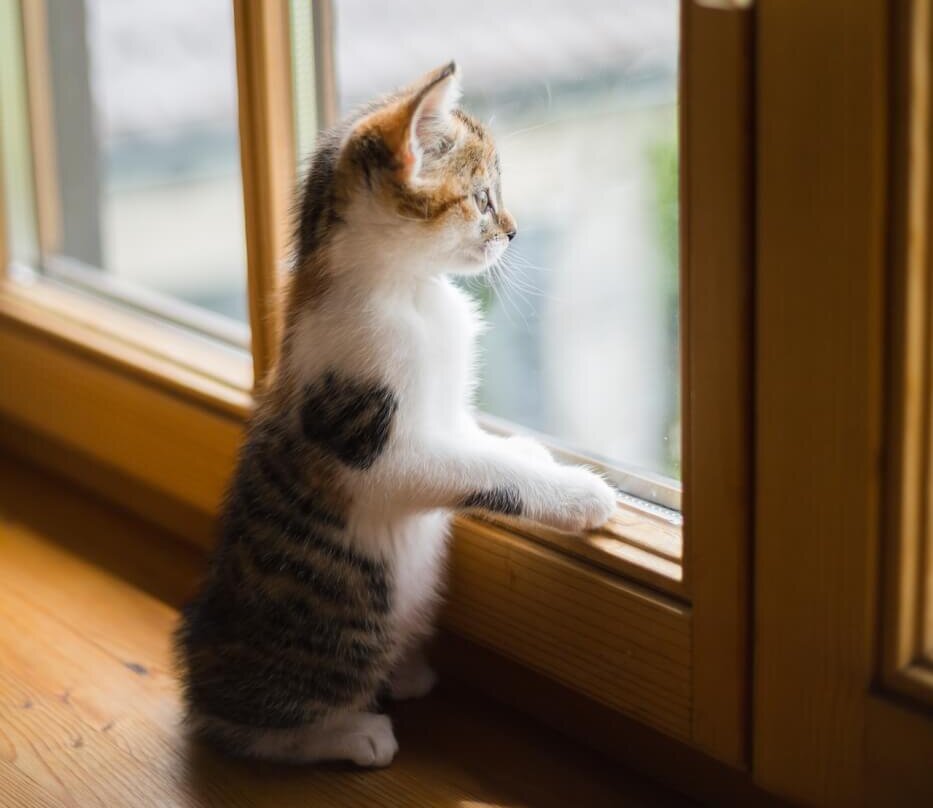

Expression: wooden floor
xmin=0 ymin=454 xmax=690 ymax=808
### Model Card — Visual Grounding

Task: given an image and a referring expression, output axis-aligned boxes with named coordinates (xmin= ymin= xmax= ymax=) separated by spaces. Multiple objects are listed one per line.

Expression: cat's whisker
xmin=500 ymin=119 xmax=559 ymax=142
xmin=499 ymin=253 xmax=547 ymax=301
xmin=491 ymin=258 xmax=533 ymax=331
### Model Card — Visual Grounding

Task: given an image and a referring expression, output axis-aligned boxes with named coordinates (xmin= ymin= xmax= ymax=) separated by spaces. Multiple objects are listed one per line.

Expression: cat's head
xmin=334 ymin=62 xmax=517 ymax=276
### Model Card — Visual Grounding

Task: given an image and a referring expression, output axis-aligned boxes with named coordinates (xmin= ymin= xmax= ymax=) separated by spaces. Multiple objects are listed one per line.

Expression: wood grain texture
xmin=680 ymin=0 xmax=754 ymax=767
xmin=881 ymin=0 xmax=933 ymax=707
xmin=445 ymin=518 xmax=693 ymax=741
xmin=0 ymin=277 xmax=252 ymax=417
xmin=754 ymin=1 xmax=888 ymax=804
xmin=0 ymin=124 xmax=7 ymax=275
xmin=865 ymin=694 xmax=933 ymax=806
xmin=0 ymin=455 xmax=687 ymax=808
xmin=0 ymin=323 xmax=242 ymax=518
xmin=478 ymin=504 xmax=684 ymax=597
xmin=19 ymin=0 xmax=60 ymax=257
xmin=233 ymin=0 xmax=295 ymax=386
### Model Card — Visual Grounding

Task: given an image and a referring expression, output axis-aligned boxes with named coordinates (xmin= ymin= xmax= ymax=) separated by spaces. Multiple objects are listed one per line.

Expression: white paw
xmin=506 ymin=435 xmax=553 ymax=466
xmin=542 ymin=467 xmax=617 ymax=533
xmin=347 ymin=714 xmax=398 ymax=768
xmin=389 ymin=658 xmax=437 ymax=701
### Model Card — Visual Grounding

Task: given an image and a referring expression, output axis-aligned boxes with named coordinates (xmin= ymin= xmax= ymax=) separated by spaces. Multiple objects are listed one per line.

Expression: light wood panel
xmin=0 ymin=277 xmax=251 ymax=416
xmin=882 ymin=0 xmax=933 ymax=708
xmin=680 ymin=0 xmax=754 ymax=767
xmin=233 ymin=0 xmax=296 ymax=386
xmin=0 ymin=457 xmax=687 ymax=808
xmin=19 ymin=0 xmax=60 ymax=258
xmin=0 ymin=322 xmax=242 ymax=518
xmin=0 ymin=116 xmax=7 ymax=275
xmin=482 ymin=505 xmax=684 ymax=597
xmin=754 ymin=1 xmax=888 ymax=804
xmin=445 ymin=518 xmax=693 ymax=741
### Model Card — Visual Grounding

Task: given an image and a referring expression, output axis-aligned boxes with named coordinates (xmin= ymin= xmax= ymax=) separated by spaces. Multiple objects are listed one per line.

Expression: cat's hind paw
xmin=389 ymin=652 xmax=437 ymax=701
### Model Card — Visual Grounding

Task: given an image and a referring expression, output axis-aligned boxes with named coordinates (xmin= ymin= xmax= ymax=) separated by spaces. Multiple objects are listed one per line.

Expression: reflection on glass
xmin=41 ymin=0 xmax=247 ymax=323
xmin=332 ymin=0 xmax=680 ymax=480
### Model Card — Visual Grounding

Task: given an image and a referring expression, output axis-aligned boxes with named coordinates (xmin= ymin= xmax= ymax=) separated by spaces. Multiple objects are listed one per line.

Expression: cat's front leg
xmin=460 ymin=414 xmax=554 ymax=466
xmin=375 ymin=435 xmax=616 ymax=533
xmin=503 ymin=434 xmax=554 ymax=466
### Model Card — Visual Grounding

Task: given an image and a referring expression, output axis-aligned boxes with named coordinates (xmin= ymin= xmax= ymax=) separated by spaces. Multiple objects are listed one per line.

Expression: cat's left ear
xmin=399 ymin=61 xmax=461 ymax=180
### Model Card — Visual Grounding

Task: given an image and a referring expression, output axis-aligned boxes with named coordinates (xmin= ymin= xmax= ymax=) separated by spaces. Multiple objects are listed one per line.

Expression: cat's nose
xmin=506 ymin=228 xmax=517 ymax=242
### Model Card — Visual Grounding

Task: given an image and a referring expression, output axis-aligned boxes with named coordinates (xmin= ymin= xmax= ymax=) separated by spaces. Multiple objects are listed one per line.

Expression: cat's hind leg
xmin=198 ymin=711 xmax=398 ymax=767
xmin=388 ymin=646 xmax=437 ymax=701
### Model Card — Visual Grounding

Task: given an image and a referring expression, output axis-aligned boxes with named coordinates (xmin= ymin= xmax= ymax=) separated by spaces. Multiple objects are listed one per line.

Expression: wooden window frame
xmin=754 ymin=1 xmax=933 ymax=804
xmin=882 ymin=0 xmax=933 ymax=708
xmin=0 ymin=0 xmax=753 ymax=771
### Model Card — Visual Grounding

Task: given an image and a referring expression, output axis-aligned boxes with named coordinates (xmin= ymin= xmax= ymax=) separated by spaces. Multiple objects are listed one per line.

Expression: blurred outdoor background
xmin=0 ymin=0 xmax=680 ymax=484
xmin=333 ymin=0 xmax=681 ymax=480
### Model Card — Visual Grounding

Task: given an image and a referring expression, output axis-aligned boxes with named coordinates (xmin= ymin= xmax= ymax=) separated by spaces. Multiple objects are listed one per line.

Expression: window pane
xmin=332 ymin=0 xmax=680 ymax=482
xmin=22 ymin=0 xmax=247 ymax=328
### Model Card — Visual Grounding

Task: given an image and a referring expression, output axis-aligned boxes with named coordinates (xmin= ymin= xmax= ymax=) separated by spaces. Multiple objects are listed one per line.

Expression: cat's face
xmin=339 ymin=62 xmax=517 ymax=276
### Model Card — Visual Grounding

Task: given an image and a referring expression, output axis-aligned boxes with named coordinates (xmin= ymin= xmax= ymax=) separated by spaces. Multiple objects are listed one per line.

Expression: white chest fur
xmin=289 ymin=276 xmax=480 ymax=650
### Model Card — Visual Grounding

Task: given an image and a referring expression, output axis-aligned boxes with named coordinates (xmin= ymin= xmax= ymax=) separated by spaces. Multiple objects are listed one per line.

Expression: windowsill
xmin=0 ymin=273 xmax=692 ymax=745
xmin=471 ymin=502 xmax=684 ymax=598
xmin=0 ymin=271 xmax=252 ymax=418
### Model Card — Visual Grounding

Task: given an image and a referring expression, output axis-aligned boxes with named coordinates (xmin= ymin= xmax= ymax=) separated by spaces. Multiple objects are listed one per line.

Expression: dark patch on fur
xmin=351 ymin=132 xmax=398 ymax=188
xmin=462 ymin=486 xmax=524 ymax=517
xmin=294 ymin=126 xmax=345 ymax=263
xmin=300 ymin=372 xmax=398 ymax=470
xmin=123 ymin=661 xmax=148 ymax=676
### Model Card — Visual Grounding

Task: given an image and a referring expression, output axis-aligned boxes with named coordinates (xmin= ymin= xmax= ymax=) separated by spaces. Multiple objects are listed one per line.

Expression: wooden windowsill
xmin=0 ymin=273 xmax=252 ymax=419
xmin=0 ymin=454 xmax=691 ymax=807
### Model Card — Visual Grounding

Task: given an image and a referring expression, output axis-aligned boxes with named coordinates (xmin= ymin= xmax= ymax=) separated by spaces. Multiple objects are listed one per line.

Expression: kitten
xmin=175 ymin=62 xmax=616 ymax=767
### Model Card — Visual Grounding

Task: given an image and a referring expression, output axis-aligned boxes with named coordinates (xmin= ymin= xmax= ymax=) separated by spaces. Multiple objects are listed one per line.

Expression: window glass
xmin=10 ymin=0 xmax=248 ymax=330
xmin=331 ymin=0 xmax=681 ymax=483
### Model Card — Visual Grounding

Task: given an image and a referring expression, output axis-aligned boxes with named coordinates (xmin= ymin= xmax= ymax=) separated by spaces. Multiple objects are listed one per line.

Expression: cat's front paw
xmin=541 ymin=467 xmax=617 ymax=533
xmin=506 ymin=434 xmax=553 ymax=466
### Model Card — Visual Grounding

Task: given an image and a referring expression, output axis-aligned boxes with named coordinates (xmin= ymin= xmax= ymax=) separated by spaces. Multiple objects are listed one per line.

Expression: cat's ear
xmin=392 ymin=62 xmax=461 ymax=180
xmin=348 ymin=62 xmax=460 ymax=184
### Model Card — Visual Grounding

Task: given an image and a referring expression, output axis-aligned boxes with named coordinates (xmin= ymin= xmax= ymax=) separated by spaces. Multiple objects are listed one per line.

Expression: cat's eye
xmin=475 ymin=189 xmax=490 ymax=214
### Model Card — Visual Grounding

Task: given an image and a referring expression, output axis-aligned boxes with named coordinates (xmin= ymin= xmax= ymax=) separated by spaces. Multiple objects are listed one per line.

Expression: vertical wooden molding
xmin=19 ymin=0 xmax=61 ymax=258
xmin=681 ymin=0 xmax=755 ymax=768
xmin=0 ymin=82 xmax=7 ymax=276
xmin=312 ymin=0 xmax=338 ymax=129
xmin=754 ymin=1 xmax=888 ymax=804
xmin=880 ymin=0 xmax=933 ymax=709
xmin=233 ymin=0 xmax=296 ymax=386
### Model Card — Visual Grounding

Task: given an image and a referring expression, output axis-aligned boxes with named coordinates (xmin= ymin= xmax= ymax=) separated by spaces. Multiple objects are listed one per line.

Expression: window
xmin=322 ymin=0 xmax=681 ymax=508
xmin=3 ymin=0 xmax=250 ymax=346
xmin=0 ymin=0 xmax=753 ymax=770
